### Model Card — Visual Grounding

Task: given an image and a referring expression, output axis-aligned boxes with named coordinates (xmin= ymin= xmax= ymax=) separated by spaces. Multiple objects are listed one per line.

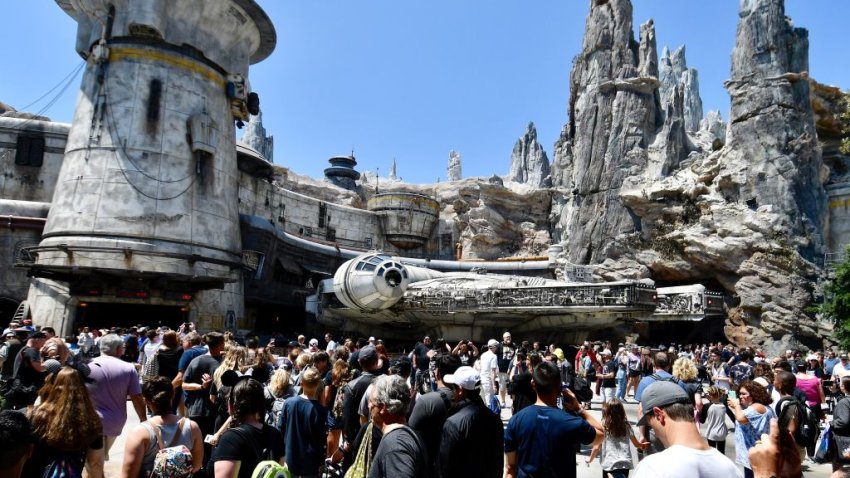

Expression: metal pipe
xmin=1 ymin=215 xmax=46 ymax=231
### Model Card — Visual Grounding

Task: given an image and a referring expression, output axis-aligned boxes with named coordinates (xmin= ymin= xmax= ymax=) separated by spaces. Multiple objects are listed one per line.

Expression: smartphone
xmin=727 ymin=391 xmax=737 ymax=400
xmin=204 ymin=434 xmax=216 ymax=444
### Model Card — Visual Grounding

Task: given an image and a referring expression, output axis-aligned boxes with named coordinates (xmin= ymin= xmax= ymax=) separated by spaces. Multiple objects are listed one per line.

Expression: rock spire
xmin=447 ymin=150 xmax=462 ymax=181
xmin=241 ymin=112 xmax=274 ymax=162
xmin=508 ymin=122 xmax=550 ymax=187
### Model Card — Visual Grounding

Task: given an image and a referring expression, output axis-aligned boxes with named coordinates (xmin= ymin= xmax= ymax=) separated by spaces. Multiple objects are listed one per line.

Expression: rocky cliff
xmin=507 ymin=122 xmax=551 ymax=187
xmin=549 ymin=0 xmax=830 ymax=351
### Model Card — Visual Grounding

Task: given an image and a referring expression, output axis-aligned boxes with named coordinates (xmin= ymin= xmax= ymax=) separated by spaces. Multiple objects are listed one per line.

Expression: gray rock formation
xmin=659 ymin=46 xmax=703 ymax=131
xmin=693 ymin=110 xmax=727 ymax=151
xmin=508 ymin=122 xmax=551 ymax=187
xmin=240 ymin=112 xmax=274 ymax=162
xmin=447 ymin=150 xmax=462 ymax=181
xmin=557 ymin=1 xmax=660 ymax=264
xmin=546 ymin=0 xmax=832 ymax=350
xmin=721 ymin=0 xmax=824 ymax=257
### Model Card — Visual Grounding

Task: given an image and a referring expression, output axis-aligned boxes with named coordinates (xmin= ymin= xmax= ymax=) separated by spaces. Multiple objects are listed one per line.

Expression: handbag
xmin=814 ymin=424 xmax=834 ymax=464
xmin=141 ymin=349 xmax=160 ymax=381
xmin=344 ymin=422 xmax=374 ymax=478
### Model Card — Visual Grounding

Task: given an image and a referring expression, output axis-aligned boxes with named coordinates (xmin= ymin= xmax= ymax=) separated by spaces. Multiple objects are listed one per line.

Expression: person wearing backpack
xmin=773 ymin=370 xmax=807 ymax=462
xmin=121 ymin=376 xmax=204 ymax=477
xmin=209 ymin=376 xmax=284 ymax=478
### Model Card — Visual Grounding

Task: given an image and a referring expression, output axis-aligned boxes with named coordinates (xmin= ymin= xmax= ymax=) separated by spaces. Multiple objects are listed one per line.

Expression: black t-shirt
xmin=156 ymin=346 xmax=183 ymax=381
xmin=408 ymin=387 xmax=452 ymax=470
xmin=211 ymin=423 xmax=284 ymax=478
xmin=497 ymin=343 xmax=515 ymax=373
xmin=368 ymin=425 xmax=427 ymax=478
xmin=184 ymin=354 xmax=221 ymax=418
xmin=601 ymin=361 xmax=617 ymax=388
xmin=413 ymin=343 xmax=431 ymax=371
xmin=13 ymin=346 xmax=45 ymax=387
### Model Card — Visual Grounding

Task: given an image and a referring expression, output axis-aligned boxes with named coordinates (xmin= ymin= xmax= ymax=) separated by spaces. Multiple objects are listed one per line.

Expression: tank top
xmin=141 ymin=418 xmax=194 ymax=476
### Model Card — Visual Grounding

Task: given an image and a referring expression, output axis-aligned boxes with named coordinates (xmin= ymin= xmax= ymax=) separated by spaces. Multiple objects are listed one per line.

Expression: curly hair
xmin=738 ymin=380 xmax=771 ymax=406
xmin=753 ymin=362 xmax=774 ymax=383
xmin=672 ymin=357 xmax=698 ymax=381
xmin=29 ymin=367 xmax=102 ymax=451
xmin=268 ymin=368 xmax=291 ymax=398
xmin=214 ymin=345 xmax=248 ymax=388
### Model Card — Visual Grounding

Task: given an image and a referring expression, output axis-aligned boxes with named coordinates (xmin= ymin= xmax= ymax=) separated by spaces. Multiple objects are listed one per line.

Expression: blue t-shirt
xmin=281 ymin=396 xmax=328 ymax=475
xmin=504 ymin=405 xmax=596 ymax=478
xmin=634 ymin=371 xmax=686 ymax=401
xmin=825 ymin=357 xmax=840 ymax=376
xmin=178 ymin=346 xmax=207 ymax=372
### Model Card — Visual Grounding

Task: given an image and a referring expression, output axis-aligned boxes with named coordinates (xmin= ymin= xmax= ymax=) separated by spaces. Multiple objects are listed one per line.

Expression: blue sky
xmin=2 ymin=1 xmax=847 ymax=184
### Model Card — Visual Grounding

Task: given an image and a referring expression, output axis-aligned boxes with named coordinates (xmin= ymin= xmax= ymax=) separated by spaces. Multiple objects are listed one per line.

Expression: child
xmin=587 ymin=399 xmax=647 ymax=477
xmin=701 ymin=386 xmax=729 ymax=453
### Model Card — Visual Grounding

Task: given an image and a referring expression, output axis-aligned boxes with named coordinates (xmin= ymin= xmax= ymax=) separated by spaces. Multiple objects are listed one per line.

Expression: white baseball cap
xmin=487 ymin=339 xmax=499 ymax=348
xmin=443 ymin=366 xmax=480 ymax=390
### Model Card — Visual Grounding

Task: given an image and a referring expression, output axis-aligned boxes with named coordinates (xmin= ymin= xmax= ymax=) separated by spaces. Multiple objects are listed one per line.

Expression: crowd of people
xmin=0 ymin=318 xmax=847 ymax=478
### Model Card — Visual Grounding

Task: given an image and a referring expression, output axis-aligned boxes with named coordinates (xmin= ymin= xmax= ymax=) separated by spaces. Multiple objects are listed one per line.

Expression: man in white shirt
xmin=325 ymin=333 xmax=338 ymax=353
xmin=476 ymin=339 xmax=499 ymax=406
xmin=833 ymin=353 xmax=850 ymax=382
xmin=633 ymin=381 xmax=742 ymax=478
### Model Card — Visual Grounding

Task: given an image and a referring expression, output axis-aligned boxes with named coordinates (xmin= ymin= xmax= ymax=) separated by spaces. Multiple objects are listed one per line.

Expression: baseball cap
xmin=806 ymin=354 xmax=818 ymax=361
xmin=443 ymin=366 xmax=480 ymax=390
xmin=359 ymin=345 xmax=379 ymax=362
xmin=600 ymin=350 xmax=612 ymax=356
xmin=29 ymin=331 xmax=47 ymax=339
xmin=841 ymin=353 xmax=849 ymax=360
xmin=487 ymin=339 xmax=499 ymax=348
xmin=309 ymin=338 xmax=319 ymax=346
xmin=637 ymin=381 xmax=691 ymax=426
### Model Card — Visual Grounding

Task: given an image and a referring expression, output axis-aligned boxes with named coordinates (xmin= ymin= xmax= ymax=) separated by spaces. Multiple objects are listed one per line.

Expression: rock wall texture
xmin=447 ymin=150 xmax=462 ymax=181
xmin=548 ymin=0 xmax=831 ymax=352
xmin=507 ymin=122 xmax=551 ymax=188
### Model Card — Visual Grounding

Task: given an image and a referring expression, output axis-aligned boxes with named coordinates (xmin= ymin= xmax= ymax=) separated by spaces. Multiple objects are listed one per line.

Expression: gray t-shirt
xmin=701 ymin=403 xmax=729 ymax=441
xmin=367 ymin=425 xmax=426 ymax=478
xmin=600 ymin=427 xmax=635 ymax=471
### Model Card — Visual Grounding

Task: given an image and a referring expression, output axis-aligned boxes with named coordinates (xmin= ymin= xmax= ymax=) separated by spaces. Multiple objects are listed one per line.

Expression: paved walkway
xmin=105 ymin=395 xmax=834 ymax=477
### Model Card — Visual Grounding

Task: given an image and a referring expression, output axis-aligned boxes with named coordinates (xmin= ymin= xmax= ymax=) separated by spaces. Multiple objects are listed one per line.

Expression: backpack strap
xmin=152 ymin=417 xmax=187 ymax=451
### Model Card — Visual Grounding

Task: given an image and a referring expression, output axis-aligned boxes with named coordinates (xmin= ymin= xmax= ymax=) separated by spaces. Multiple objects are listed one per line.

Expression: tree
xmin=824 ymin=246 xmax=850 ymax=348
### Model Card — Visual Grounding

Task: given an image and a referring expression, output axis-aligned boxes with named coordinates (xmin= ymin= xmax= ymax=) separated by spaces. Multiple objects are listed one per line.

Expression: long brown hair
xmin=30 ymin=367 xmax=102 ymax=451
xmin=602 ymin=399 xmax=629 ymax=438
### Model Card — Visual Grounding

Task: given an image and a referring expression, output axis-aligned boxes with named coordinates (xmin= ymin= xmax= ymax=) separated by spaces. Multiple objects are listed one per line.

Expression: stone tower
xmin=28 ymin=0 xmax=276 ymax=334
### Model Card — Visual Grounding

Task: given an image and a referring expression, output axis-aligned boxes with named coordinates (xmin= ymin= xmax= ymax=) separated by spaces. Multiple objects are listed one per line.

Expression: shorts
xmin=327 ymin=413 xmax=343 ymax=430
xmin=498 ymin=372 xmax=509 ymax=384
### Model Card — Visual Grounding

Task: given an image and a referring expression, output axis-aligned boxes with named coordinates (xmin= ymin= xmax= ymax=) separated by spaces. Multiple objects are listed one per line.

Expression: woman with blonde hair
xmin=672 ymin=356 xmax=704 ymax=416
xmin=211 ymin=346 xmax=249 ymax=431
xmin=23 ymin=367 xmax=103 ymax=477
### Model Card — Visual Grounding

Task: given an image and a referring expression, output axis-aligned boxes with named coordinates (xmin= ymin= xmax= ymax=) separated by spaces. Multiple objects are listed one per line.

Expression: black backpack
xmin=777 ymin=396 xmax=819 ymax=448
